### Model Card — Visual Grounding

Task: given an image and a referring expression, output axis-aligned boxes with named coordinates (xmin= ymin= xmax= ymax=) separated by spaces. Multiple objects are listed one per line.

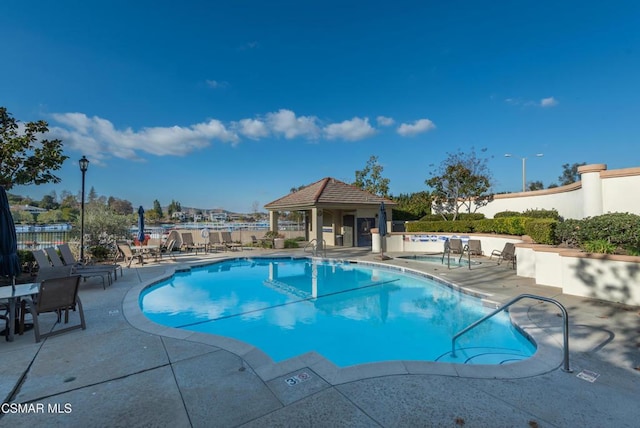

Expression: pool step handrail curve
xmin=441 ymin=239 xmax=472 ymax=270
xmin=451 ymin=293 xmax=572 ymax=373
xmin=304 ymin=239 xmax=326 ymax=258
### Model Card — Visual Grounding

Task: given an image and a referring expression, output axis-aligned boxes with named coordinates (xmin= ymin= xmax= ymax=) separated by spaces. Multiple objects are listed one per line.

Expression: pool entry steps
xmin=452 ymin=294 xmax=572 ymax=372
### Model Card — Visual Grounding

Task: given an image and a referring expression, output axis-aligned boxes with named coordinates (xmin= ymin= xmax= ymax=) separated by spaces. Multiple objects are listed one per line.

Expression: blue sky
xmin=2 ymin=1 xmax=639 ymax=212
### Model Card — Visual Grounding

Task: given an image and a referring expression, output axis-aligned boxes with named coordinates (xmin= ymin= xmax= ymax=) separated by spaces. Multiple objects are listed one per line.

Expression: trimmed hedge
xmin=493 ymin=211 xmax=521 ymax=218
xmin=524 ymin=219 xmax=557 ymax=245
xmin=406 ymin=220 xmax=475 ymax=233
xmin=407 ymin=216 xmax=559 ymax=245
xmin=494 ymin=209 xmax=560 ymax=219
xmin=419 ymin=213 xmax=485 ymax=221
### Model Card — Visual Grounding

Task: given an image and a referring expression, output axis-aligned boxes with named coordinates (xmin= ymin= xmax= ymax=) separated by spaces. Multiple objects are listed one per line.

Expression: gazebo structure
xmin=264 ymin=177 xmax=395 ymax=247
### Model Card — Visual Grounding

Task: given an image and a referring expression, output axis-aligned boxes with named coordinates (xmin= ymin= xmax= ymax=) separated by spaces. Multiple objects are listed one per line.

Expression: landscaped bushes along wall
xmin=555 ymin=212 xmax=640 ymax=254
xmin=406 ymin=217 xmax=557 ymax=245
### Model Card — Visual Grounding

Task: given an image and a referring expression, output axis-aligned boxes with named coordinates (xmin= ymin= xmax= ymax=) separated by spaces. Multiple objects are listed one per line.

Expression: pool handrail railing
xmin=451 ymin=293 xmax=572 ymax=373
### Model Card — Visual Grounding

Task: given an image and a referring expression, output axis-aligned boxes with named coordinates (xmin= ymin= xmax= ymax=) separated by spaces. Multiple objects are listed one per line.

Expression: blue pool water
xmin=140 ymin=257 xmax=535 ymax=367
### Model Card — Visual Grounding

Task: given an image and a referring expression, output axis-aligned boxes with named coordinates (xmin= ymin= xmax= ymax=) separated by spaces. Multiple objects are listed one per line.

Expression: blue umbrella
xmin=0 ymin=186 xmax=21 ymax=289
xmin=378 ymin=201 xmax=388 ymax=259
xmin=137 ymin=206 xmax=145 ymax=245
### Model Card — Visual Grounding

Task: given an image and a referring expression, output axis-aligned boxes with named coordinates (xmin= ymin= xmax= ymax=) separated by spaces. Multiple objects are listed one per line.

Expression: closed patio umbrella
xmin=378 ymin=201 xmax=388 ymax=260
xmin=137 ymin=206 xmax=145 ymax=245
xmin=0 ymin=186 xmax=21 ymax=290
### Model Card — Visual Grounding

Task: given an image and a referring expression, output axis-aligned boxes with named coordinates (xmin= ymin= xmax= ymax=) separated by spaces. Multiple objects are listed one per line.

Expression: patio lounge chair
xmin=117 ymin=243 xmax=144 ymax=267
xmin=490 ymin=242 xmax=517 ymax=268
xmin=181 ymin=232 xmax=205 ymax=254
xmin=207 ymin=232 xmax=225 ymax=253
xmin=221 ymin=231 xmax=242 ymax=251
xmin=160 ymin=239 xmax=177 ymax=259
xmin=22 ymin=274 xmax=86 ymax=343
xmin=44 ymin=247 xmax=112 ymax=288
xmin=32 ymin=249 xmax=53 ymax=269
xmin=58 ymin=243 xmax=123 ymax=280
xmin=448 ymin=238 xmax=464 ymax=254
xmin=468 ymin=239 xmax=483 ymax=256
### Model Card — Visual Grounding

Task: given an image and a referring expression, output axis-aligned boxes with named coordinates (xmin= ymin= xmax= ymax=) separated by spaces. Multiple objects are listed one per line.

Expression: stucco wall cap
xmin=578 ymin=163 xmax=607 ymax=174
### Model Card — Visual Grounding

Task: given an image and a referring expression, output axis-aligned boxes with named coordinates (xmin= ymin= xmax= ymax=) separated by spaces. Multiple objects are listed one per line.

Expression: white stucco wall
xmin=561 ymin=255 xmax=640 ymax=306
xmin=516 ymin=244 xmax=640 ymax=306
xmin=601 ymin=172 xmax=640 ymax=214
xmin=475 ymin=164 xmax=640 ymax=219
xmin=477 ymin=184 xmax=584 ymax=219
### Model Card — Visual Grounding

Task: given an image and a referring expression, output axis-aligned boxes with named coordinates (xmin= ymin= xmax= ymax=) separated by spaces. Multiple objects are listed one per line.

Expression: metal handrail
xmin=441 ymin=241 xmax=471 ymax=270
xmin=451 ymin=293 xmax=572 ymax=372
xmin=304 ymin=239 xmax=326 ymax=258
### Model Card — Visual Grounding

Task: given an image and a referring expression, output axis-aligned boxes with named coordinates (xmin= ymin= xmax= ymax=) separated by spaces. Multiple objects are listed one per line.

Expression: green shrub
xmin=89 ymin=245 xmax=111 ymax=261
xmin=491 ymin=217 xmax=529 ymax=235
xmin=577 ymin=213 xmax=640 ymax=248
xmin=494 ymin=211 xmax=521 ymax=218
xmin=624 ymin=246 xmax=640 ymax=256
xmin=419 ymin=213 xmax=485 ymax=221
xmin=554 ymin=218 xmax=581 ymax=247
xmin=524 ymin=219 xmax=558 ymax=244
xmin=284 ymin=239 xmax=299 ymax=248
xmin=392 ymin=209 xmax=422 ymax=221
xmin=406 ymin=221 xmax=474 ymax=233
xmin=522 ymin=209 xmax=561 ymax=220
xmin=582 ymin=239 xmax=617 ymax=254
xmin=472 ymin=219 xmax=495 ymax=233
xmin=18 ymin=249 xmax=35 ymax=271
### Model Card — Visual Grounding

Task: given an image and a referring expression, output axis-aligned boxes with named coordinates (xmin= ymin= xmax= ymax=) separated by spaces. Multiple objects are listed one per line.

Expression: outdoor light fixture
xmin=504 ymin=153 xmax=543 ymax=192
xmin=79 ymin=155 xmax=90 ymax=261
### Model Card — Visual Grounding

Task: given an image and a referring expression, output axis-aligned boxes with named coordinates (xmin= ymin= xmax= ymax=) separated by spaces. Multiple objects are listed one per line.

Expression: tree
xmin=392 ymin=191 xmax=432 ymax=220
xmin=152 ymin=199 xmax=163 ymax=219
xmin=167 ymin=200 xmax=181 ymax=216
xmin=108 ymin=197 xmax=133 ymax=215
xmin=425 ymin=148 xmax=493 ymax=220
xmin=88 ymin=186 xmax=98 ymax=203
xmin=0 ymin=106 xmax=68 ymax=189
xmin=559 ymin=162 xmax=586 ymax=186
xmin=528 ymin=180 xmax=544 ymax=191
xmin=354 ymin=155 xmax=390 ymax=197
xmin=39 ymin=194 xmax=60 ymax=210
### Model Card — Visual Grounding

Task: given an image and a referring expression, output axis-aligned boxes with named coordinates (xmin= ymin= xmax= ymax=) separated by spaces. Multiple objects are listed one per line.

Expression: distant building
xmin=171 ymin=211 xmax=186 ymax=221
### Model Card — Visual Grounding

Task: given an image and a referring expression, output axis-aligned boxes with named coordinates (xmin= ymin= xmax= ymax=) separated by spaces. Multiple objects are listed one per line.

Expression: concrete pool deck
xmin=1 ymin=247 xmax=639 ymax=427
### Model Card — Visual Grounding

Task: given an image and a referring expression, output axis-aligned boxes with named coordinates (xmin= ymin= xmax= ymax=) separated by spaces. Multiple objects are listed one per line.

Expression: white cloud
xmin=396 ymin=119 xmax=436 ymax=137
xmin=50 ymin=113 xmax=239 ymax=163
xmin=48 ymin=108 xmax=396 ymax=164
xmin=265 ymin=109 xmax=321 ymax=139
xmin=233 ymin=118 xmax=270 ymax=140
xmin=324 ymin=117 xmax=376 ymax=141
xmin=505 ymin=96 xmax=559 ymax=108
xmin=376 ymin=116 xmax=395 ymax=127
xmin=205 ymin=79 xmax=229 ymax=89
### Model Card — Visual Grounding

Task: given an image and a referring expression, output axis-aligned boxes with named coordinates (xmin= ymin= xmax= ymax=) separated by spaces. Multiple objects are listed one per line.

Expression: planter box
xmin=273 ymin=238 xmax=285 ymax=249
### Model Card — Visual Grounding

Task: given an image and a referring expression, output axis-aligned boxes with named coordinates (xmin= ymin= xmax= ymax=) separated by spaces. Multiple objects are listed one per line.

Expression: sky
xmin=2 ymin=1 xmax=639 ymax=213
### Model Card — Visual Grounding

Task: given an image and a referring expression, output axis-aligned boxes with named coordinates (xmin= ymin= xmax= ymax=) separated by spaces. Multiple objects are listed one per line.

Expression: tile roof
xmin=264 ymin=177 xmax=395 ymax=210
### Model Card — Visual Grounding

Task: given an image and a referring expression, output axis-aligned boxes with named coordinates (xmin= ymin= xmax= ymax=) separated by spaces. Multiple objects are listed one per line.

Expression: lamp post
xmin=504 ymin=153 xmax=543 ymax=192
xmin=79 ymin=155 xmax=90 ymax=261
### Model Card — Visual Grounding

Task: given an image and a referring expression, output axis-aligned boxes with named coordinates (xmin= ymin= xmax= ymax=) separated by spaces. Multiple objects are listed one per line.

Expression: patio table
xmin=130 ymin=245 xmax=160 ymax=264
xmin=0 ymin=282 xmax=40 ymax=342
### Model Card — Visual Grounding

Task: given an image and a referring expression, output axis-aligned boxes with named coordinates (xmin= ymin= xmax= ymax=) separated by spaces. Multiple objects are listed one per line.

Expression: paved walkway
xmin=1 ymin=248 xmax=638 ymax=427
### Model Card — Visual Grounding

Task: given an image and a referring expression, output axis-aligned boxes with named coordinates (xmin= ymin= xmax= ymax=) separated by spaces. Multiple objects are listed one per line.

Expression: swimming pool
xmin=140 ymin=257 xmax=535 ymax=367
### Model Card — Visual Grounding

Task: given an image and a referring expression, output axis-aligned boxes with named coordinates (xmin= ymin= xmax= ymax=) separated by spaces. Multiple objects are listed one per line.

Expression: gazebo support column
xmin=311 ymin=207 xmax=324 ymax=248
xmin=269 ymin=211 xmax=279 ymax=233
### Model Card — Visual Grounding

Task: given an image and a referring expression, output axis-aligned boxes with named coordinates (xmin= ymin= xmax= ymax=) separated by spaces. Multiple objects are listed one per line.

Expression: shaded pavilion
xmin=264 ymin=177 xmax=395 ymax=247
